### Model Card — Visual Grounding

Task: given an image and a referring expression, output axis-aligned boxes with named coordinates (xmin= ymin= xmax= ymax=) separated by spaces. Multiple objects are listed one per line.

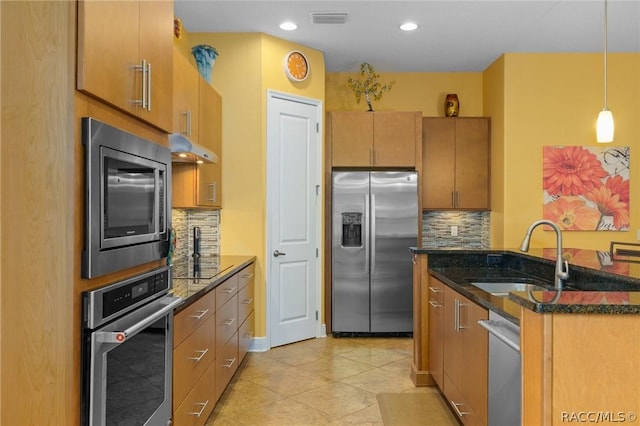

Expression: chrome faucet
xmin=519 ymin=219 xmax=569 ymax=290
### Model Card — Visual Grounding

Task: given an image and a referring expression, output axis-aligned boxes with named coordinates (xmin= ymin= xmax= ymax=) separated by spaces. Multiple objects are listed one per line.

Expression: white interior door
xmin=266 ymin=91 xmax=322 ymax=348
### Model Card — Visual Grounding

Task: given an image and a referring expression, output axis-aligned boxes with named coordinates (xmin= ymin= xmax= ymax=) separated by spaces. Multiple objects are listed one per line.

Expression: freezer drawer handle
xmin=273 ymin=250 xmax=286 ymax=257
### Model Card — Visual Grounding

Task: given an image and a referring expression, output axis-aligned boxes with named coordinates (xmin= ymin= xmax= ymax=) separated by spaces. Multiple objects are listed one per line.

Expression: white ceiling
xmin=174 ymin=0 xmax=640 ymax=72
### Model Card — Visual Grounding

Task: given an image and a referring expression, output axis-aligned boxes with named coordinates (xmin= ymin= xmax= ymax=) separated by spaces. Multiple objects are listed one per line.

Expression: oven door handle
xmin=96 ymin=296 xmax=183 ymax=344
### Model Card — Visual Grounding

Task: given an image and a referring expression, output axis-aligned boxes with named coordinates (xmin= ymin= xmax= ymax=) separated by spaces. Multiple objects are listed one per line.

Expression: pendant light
xmin=596 ymin=0 xmax=614 ymax=143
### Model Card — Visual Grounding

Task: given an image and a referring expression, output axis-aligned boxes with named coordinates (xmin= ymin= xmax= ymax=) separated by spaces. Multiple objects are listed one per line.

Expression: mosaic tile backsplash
xmin=422 ymin=211 xmax=490 ymax=249
xmin=172 ymin=209 xmax=221 ymax=260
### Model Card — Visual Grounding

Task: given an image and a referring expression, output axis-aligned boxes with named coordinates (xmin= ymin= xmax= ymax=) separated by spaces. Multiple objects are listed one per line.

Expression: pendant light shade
xmin=596 ymin=0 xmax=614 ymax=143
xmin=597 ymin=108 xmax=614 ymax=142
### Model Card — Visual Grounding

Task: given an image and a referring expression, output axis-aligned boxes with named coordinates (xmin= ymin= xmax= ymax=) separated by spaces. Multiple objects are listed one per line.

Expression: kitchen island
xmin=411 ymin=248 xmax=640 ymax=426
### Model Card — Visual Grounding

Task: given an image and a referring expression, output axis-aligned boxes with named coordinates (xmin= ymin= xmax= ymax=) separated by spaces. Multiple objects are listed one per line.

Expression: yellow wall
xmin=326 ymin=72 xmax=483 ymax=115
xmin=495 ymin=53 xmax=640 ymax=250
xmin=180 ymin=32 xmax=325 ymax=338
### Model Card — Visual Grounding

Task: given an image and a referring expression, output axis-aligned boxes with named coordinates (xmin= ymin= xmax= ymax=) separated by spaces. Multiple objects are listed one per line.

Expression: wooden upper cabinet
xmin=329 ymin=112 xmax=373 ymax=167
xmin=329 ymin=111 xmax=420 ymax=167
xmin=422 ymin=117 xmax=490 ymax=210
xmin=197 ymin=81 xmax=222 ymax=208
xmin=77 ymin=0 xmax=173 ymax=132
xmin=172 ymin=50 xmax=200 ymax=142
xmin=172 ymin=81 xmax=223 ymax=209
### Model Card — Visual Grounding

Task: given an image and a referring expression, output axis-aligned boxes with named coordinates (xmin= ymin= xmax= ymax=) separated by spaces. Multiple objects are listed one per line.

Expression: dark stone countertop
xmin=411 ymin=247 xmax=640 ymax=322
xmin=170 ymin=254 xmax=256 ymax=313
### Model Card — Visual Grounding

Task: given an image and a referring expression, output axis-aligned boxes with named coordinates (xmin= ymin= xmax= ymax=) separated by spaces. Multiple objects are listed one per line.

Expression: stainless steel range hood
xmin=169 ymin=133 xmax=218 ymax=164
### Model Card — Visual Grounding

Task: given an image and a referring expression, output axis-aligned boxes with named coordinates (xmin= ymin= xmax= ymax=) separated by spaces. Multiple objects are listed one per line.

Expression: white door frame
xmin=265 ymin=89 xmax=324 ymax=350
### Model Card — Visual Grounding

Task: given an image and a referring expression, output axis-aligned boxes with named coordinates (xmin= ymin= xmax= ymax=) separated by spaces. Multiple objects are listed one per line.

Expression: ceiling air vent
xmin=310 ymin=12 xmax=349 ymax=25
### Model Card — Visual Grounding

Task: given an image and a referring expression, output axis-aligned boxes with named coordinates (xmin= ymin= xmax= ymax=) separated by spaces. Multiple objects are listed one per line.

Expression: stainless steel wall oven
xmin=81 ymin=266 xmax=182 ymax=426
xmin=82 ymin=117 xmax=171 ymax=278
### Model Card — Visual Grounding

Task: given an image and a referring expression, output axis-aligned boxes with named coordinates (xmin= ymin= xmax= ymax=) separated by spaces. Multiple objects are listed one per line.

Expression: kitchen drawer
xmin=215 ymin=331 xmax=239 ymax=401
xmin=237 ymin=281 xmax=254 ymax=324
xmin=173 ymin=313 xmax=215 ymax=408
xmin=174 ymin=290 xmax=215 ymax=348
xmin=215 ymin=274 xmax=239 ymax=310
xmin=238 ymin=263 xmax=255 ymax=290
xmin=239 ymin=311 xmax=255 ymax=363
xmin=173 ymin=361 xmax=216 ymax=426
xmin=443 ymin=374 xmax=482 ymax=426
xmin=216 ymin=294 xmax=238 ymax=346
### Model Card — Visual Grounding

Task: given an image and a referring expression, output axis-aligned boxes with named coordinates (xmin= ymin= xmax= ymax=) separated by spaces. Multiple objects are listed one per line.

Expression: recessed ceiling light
xmin=400 ymin=22 xmax=418 ymax=31
xmin=280 ymin=21 xmax=298 ymax=31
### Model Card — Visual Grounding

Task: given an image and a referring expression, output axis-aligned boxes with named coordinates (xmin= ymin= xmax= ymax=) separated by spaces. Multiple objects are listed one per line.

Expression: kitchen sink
xmin=470 ymin=281 xmax=551 ymax=297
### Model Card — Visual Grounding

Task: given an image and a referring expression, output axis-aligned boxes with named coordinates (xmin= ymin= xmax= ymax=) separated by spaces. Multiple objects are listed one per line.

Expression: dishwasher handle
xmin=478 ymin=319 xmax=521 ymax=353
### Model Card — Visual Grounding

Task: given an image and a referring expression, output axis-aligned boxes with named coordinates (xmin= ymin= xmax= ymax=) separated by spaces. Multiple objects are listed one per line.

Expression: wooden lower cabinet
xmin=173 ymin=362 xmax=216 ymax=426
xmin=441 ymin=282 xmax=488 ymax=425
xmin=427 ymin=279 xmax=445 ymax=389
xmin=172 ymin=262 xmax=255 ymax=425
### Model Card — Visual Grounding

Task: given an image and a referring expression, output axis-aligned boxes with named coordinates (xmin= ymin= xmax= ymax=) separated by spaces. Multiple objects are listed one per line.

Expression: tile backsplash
xmin=172 ymin=209 xmax=221 ymax=259
xmin=422 ymin=211 xmax=490 ymax=248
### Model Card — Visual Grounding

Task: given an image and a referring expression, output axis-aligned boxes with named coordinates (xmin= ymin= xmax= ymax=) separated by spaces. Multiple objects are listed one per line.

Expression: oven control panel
xmin=83 ymin=266 xmax=171 ymax=329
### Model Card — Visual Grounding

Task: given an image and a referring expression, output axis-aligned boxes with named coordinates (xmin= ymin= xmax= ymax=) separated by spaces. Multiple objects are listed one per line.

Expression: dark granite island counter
xmin=411 ymin=248 xmax=640 ymax=425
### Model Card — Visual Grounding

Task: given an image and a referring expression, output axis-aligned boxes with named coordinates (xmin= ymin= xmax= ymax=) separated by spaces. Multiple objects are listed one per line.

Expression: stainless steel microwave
xmin=82 ymin=117 xmax=171 ymax=278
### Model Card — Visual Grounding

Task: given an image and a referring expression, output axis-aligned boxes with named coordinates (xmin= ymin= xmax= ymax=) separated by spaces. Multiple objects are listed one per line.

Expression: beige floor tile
xmin=338 ymin=346 xmax=410 ymax=367
xmin=330 ymin=402 xmax=385 ymax=426
xmin=296 ymin=354 xmax=375 ymax=380
xmin=206 ymin=398 xmax=332 ymax=426
xmin=248 ymin=366 xmax=334 ymax=397
xmin=339 ymin=365 xmax=417 ymax=394
xmin=292 ymin=382 xmax=378 ymax=420
xmin=210 ymin=379 xmax=285 ymax=420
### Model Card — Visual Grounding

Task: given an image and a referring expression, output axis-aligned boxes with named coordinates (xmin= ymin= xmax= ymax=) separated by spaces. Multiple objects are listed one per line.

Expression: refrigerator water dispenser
xmin=341 ymin=212 xmax=362 ymax=247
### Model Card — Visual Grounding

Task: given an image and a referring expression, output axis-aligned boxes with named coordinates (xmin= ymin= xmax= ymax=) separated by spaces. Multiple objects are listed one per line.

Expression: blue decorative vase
xmin=191 ymin=44 xmax=218 ymax=83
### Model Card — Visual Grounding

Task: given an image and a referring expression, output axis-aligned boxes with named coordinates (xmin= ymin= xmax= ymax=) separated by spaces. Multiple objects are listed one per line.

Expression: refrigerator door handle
xmin=370 ymin=193 xmax=376 ymax=274
xmin=364 ymin=193 xmax=370 ymax=274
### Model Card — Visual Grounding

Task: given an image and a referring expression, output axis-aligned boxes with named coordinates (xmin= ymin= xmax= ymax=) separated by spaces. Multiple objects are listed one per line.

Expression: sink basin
xmin=470 ymin=282 xmax=551 ymax=296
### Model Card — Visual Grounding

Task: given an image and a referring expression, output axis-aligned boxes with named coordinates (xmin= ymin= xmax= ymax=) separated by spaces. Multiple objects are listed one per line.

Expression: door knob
xmin=273 ymin=250 xmax=286 ymax=257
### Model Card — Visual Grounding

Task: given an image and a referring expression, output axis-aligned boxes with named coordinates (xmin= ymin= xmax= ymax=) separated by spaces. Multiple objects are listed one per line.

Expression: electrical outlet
xmin=637 ymin=229 xmax=640 ymax=241
xmin=451 ymin=225 xmax=458 ymax=237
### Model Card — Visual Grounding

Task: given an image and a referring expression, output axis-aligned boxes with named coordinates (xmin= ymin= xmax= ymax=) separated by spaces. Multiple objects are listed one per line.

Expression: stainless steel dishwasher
xmin=478 ymin=311 xmax=521 ymax=426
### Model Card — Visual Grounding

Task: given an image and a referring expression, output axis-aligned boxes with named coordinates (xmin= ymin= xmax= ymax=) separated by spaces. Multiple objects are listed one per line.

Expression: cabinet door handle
xmin=450 ymin=401 xmax=469 ymax=417
xmin=208 ymin=182 xmax=217 ymax=202
xmin=451 ymin=191 xmax=455 ymax=208
xmin=190 ymin=309 xmax=209 ymax=320
xmin=146 ymin=61 xmax=152 ymax=111
xmin=428 ymin=300 xmax=442 ymax=308
xmin=241 ymin=273 xmax=254 ymax=279
xmin=428 ymin=286 xmax=442 ymax=293
xmin=222 ymin=318 xmax=236 ymax=327
xmin=133 ymin=59 xmax=147 ymax=109
xmin=188 ymin=400 xmax=209 ymax=418
xmin=458 ymin=301 xmax=468 ymax=330
xmin=187 ymin=348 xmax=209 ymax=362
xmin=242 ymin=298 xmax=254 ymax=305
xmin=454 ymin=299 xmax=459 ymax=331
xmin=455 ymin=191 xmax=459 ymax=208
xmin=221 ymin=286 xmax=236 ymax=294
xmin=183 ymin=110 xmax=192 ymax=136
xmin=243 ymin=331 xmax=254 ymax=339
xmin=222 ymin=357 xmax=236 ymax=368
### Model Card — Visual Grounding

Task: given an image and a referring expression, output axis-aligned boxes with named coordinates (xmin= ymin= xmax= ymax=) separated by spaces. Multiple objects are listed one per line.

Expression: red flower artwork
xmin=543 ymin=146 xmax=629 ymax=231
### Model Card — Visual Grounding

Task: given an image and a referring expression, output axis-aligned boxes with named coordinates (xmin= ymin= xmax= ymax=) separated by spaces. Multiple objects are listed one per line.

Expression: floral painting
xmin=543 ymin=146 xmax=630 ymax=231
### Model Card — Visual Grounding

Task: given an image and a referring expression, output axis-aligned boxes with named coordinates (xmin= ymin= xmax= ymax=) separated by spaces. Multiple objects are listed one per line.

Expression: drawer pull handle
xmin=451 ymin=401 xmax=469 ymax=417
xmin=223 ymin=357 xmax=236 ymax=368
xmin=188 ymin=400 xmax=209 ymax=418
xmin=221 ymin=287 xmax=236 ymax=294
xmin=243 ymin=331 xmax=254 ymax=339
xmin=187 ymin=348 xmax=209 ymax=362
xmin=428 ymin=300 xmax=442 ymax=308
xmin=242 ymin=298 xmax=254 ymax=305
xmin=428 ymin=286 xmax=442 ymax=293
xmin=241 ymin=273 xmax=254 ymax=279
xmin=222 ymin=318 xmax=236 ymax=327
xmin=190 ymin=309 xmax=209 ymax=320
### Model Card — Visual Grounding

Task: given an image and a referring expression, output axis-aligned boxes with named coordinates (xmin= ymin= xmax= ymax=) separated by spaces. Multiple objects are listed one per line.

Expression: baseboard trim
xmin=248 ymin=336 xmax=270 ymax=352
xmin=411 ymin=364 xmax=436 ymax=387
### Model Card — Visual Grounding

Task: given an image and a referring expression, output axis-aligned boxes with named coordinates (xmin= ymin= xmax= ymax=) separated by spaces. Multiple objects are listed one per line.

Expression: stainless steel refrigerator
xmin=332 ymin=171 xmax=418 ymax=334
